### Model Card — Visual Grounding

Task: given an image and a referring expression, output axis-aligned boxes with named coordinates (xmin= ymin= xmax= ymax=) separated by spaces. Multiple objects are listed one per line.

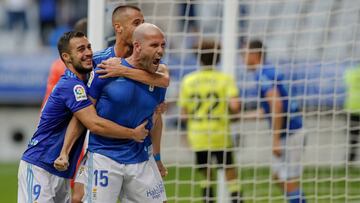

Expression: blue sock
xmin=287 ymin=189 xmax=306 ymax=203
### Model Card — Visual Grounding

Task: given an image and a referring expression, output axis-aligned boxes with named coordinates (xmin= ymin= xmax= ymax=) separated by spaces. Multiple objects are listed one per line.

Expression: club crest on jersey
xmin=73 ymin=85 xmax=87 ymax=101
xmin=149 ymin=85 xmax=154 ymax=92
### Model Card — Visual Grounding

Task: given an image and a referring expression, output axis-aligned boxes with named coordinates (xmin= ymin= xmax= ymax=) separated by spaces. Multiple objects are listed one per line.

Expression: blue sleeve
xmin=259 ymin=74 xmax=274 ymax=96
xmin=159 ymin=88 xmax=167 ymax=103
xmin=87 ymin=68 xmax=110 ymax=100
xmin=62 ymin=80 xmax=92 ymax=113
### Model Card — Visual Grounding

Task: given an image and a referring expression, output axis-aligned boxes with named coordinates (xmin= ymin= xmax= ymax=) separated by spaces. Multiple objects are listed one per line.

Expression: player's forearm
xmin=74 ymin=106 xmax=135 ymax=140
xmin=89 ymin=117 xmax=135 ymax=139
xmin=123 ymin=67 xmax=169 ymax=88
xmin=150 ymin=113 xmax=163 ymax=154
xmin=271 ymin=101 xmax=284 ymax=140
xmin=60 ymin=117 xmax=86 ymax=156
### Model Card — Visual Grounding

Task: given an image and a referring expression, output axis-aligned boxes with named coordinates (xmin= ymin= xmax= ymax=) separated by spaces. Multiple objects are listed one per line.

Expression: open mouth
xmin=153 ymin=58 xmax=160 ymax=66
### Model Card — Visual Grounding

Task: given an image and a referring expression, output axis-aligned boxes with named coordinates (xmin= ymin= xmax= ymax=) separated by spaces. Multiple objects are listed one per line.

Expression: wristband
xmin=153 ymin=153 xmax=161 ymax=161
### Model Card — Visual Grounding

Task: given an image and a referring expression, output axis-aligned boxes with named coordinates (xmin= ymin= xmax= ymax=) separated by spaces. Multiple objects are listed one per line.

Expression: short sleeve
xmin=63 ymin=80 xmax=92 ymax=113
xmin=159 ymin=88 xmax=167 ymax=103
xmin=258 ymin=74 xmax=275 ymax=95
xmin=87 ymin=68 xmax=110 ymax=100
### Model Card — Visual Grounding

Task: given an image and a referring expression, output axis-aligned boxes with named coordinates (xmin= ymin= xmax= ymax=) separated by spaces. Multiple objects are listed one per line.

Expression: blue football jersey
xmin=93 ymin=46 xmax=115 ymax=66
xmin=22 ymin=69 xmax=92 ymax=178
xmin=87 ymin=58 xmax=166 ymax=164
xmin=255 ymin=65 xmax=302 ymax=137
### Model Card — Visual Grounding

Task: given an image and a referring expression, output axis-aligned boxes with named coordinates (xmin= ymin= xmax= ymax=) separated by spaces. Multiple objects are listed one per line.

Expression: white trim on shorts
xmin=17 ymin=160 xmax=70 ymax=203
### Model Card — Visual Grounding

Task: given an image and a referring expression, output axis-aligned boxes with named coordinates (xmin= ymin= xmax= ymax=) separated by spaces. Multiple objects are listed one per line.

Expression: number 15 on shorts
xmin=94 ymin=170 xmax=108 ymax=187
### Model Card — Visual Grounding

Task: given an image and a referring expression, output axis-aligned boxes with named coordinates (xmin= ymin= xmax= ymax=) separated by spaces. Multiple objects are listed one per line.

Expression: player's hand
xmin=155 ymin=102 xmax=167 ymax=114
xmin=54 ymin=154 xmax=69 ymax=171
xmin=133 ymin=120 xmax=149 ymax=142
xmin=156 ymin=160 xmax=168 ymax=177
xmin=97 ymin=57 xmax=124 ymax=78
xmin=272 ymin=139 xmax=282 ymax=157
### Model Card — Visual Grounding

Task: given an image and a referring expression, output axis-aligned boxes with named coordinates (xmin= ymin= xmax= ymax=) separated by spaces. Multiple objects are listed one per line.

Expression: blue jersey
xmin=93 ymin=46 xmax=115 ymax=66
xmin=22 ymin=69 xmax=92 ymax=178
xmin=87 ymin=58 xmax=166 ymax=164
xmin=255 ymin=65 xmax=302 ymax=138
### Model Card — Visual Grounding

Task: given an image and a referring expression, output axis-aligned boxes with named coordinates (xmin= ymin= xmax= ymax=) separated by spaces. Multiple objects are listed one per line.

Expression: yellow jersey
xmin=178 ymin=69 xmax=239 ymax=151
xmin=345 ymin=66 xmax=360 ymax=113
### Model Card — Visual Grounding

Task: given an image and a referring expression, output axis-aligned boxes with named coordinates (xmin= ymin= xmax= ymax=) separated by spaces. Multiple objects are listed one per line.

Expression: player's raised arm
xmin=96 ymin=57 xmax=170 ymax=87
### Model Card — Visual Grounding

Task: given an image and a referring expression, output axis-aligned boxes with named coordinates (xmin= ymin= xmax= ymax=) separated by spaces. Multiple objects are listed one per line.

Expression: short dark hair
xmin=57 ymin=31 xmax=86 ymax=62
xmin=112 ymin=5 xmax=141 ymax=22
xmin=197 ymin=40 xmax=221 ymax=66
xmin=74 ymin=18 xmax=87 ymax=36
xmin=248 ymin=39 xmax=266 ymax=61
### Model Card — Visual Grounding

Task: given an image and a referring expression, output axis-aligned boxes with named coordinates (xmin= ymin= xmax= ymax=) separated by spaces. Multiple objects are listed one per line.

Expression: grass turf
xmin=1 ymin=163 xmax=359 ymax=203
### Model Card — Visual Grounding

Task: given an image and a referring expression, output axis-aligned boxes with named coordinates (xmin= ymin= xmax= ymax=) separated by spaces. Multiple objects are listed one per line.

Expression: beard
xmin=73 ymin=63 xmax=92 ymax=74
xmin=139 ymin=54 xmax=157 ymax=73
xmin=70 ymin=55 xmax=92 ymax=74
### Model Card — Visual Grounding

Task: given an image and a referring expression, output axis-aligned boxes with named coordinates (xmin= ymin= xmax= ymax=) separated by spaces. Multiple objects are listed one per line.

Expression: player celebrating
xmin=178 ymin=40 xmax=243 ymax=203
xmin=78 ymin=23 xmax=167 ymax=203
xmin=17 ymin=31 xmax=149 ymax=203
xmin=242 ymin=39 xmax=306 ymax=203
xmin=53 ymin=5 xmax=169 ymax=203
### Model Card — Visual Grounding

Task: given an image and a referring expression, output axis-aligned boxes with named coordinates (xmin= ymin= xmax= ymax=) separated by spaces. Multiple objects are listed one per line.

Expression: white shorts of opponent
xmin=17 ymin=160 xmax=70 ymax=203
xmin=272 ymin=130 xmax=306 ymax=181
xmin=75 ymin=150 xmax=167 ymax=203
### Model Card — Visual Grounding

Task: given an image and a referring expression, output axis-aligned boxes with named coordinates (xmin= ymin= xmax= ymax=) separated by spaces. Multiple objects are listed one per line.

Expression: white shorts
xmin=272 ymin=130 xmax=306 ymax=181
xmin=75 ymin=151 xmax=167 ymax=203
xmin=17 ymin=160 xmax=70 ymax=203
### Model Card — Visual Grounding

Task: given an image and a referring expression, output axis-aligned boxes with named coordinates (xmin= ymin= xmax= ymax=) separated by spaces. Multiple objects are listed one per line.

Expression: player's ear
xmin=133 ymin=41 xmax=141 ymax=53
xmin=61 ymin=52 xmax=71 ymax=63
xmin=114 ymin=23 xmax=122 ymax=34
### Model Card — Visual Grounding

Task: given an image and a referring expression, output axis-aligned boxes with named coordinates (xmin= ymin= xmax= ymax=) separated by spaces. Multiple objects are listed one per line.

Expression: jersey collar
xmin=65 ymin=69 xmax=78 ymax=78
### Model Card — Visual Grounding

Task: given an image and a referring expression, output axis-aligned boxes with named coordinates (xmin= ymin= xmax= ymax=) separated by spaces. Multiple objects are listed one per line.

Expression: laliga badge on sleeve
xmin=73 ymin=85 xmax=87 ymax=101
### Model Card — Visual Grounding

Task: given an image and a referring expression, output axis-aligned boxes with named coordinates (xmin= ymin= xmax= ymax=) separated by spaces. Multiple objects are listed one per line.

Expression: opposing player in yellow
xmin=178 ymin=40 xmax=242 ymax=203
xmin=344 ymin=65 xmax=360 ymax=162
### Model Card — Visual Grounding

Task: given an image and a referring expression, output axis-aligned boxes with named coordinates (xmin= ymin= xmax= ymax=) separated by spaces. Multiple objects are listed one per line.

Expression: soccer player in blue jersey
xmin=243 ymin=40 xmax=306 ymax=203
xmin=17 ymin=31 xmax=150 ymax=203
xmin=52 ymin=5 xmax=169 ymax=203
xmin=78 ymin=23 xmax=167 ymax=203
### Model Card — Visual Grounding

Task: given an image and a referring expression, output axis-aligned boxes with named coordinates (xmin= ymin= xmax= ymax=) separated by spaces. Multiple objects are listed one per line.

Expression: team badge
xmin=73 ymin=85 xmax=87 ymax=101
xmin=87 ymin=71 xmax=94 ymax=87
xmin=149 ymin=85 xmax=154 ymax=92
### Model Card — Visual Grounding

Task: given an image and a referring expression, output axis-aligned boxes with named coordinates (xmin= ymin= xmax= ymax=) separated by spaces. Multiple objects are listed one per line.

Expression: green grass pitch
xmin=1 ymin=163 xmax=359 ymax=203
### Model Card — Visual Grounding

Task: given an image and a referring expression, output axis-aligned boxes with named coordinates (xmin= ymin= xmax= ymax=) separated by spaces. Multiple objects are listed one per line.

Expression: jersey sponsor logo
xmin=149 ymin=85 xmax=154 ymax=92
xmin=73 ymin=85 xmax=87 ymax=102
xmin=87 ymin=71 xmax=94 ymax=87
xmin=146 ymin=181 xmax=164 ymax=199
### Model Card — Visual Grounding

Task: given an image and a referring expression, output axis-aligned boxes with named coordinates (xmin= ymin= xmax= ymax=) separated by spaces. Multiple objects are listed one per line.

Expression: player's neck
xmin=125 ymin=55 xmax=142 ymax=70
xmin=67 ymin=65 xmax=87 ymax=81
xmin=114 ymin=40 xmax=131 ymax=58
